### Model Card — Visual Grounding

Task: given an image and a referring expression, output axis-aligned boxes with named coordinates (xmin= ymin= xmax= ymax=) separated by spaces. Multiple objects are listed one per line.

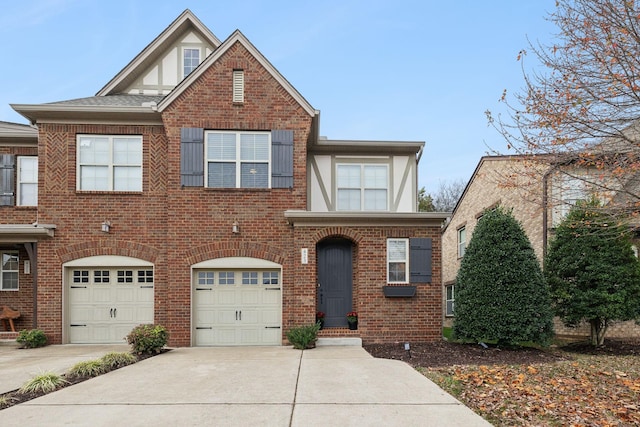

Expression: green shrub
xmin=16 ymin=329 xmax=47 ymax=348
xmin=19 ymin=371 xmax=67 ymax=394
xmin=453 ymin=207 xmax=554 ymax=347
xmin=286 ymin=323 xmax=320 ymax=350
xmin=101 ymin=351 xmax=137 ymax=369
xmin=67 ymin=359 xmax=106 ymax=378
xmin=126 ymin=324 xmax=169 ymax=354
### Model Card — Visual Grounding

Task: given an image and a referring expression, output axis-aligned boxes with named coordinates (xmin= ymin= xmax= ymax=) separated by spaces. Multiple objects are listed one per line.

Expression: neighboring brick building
xmin=0 ymin=10 xmax=447 ymax=346
xmin=442 ymin=155 xmax=640 ymax=338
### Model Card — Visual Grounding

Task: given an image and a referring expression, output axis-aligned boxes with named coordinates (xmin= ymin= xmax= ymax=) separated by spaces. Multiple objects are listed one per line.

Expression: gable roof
xmin=97 ymin=9 xmax=221 ymax=96
xmin=157 ymin=29 xmax=317 ymax=117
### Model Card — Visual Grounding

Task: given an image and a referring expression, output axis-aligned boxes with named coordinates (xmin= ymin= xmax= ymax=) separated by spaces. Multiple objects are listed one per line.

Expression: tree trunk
xmin=589 ymin=318 xmax=607 ymax=347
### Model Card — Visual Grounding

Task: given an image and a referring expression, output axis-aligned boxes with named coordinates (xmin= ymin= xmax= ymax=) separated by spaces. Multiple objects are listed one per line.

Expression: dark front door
xmin=317 ymin=238 xmax=353 ymax=328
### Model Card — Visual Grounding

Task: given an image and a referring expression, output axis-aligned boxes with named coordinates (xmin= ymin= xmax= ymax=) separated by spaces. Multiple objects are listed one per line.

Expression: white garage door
xmin=68 ymin=267 xmax=154 ymax=344
xmin=194 ymin=269 xmax=281 ymax=346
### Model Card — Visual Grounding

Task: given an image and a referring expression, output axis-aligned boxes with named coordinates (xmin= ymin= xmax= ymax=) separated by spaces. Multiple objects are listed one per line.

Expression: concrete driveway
xmin=0 ymin=344 xmax=490 ymax=426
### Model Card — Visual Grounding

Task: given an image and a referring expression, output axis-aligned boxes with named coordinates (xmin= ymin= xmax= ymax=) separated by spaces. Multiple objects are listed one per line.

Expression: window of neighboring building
xmin=77 ymin=135 xmax=142 ymax=192
xmin=1 ymin=251 xmax=19 ymax=291
xmin=457 ymin=226 xmax=466 ymax=258
xmin=387 ymin=238 xmax=409 ymax=283
xmin=183 ymin=48 xmax=200 ymax=77
xmin=553 ymin=173 xmax=591 ymax=225
xmin=17 ymin=156 xmax=38 ymax=206
xmin=445 ymin=284 xmax=455 ymax=316
xmin=233 ymin=70 xmax=244 ymax=103
xmin=205 ymin=131 xmax=270 ymax=188
xmin=337 ymin=164 xmax=388 ymax=211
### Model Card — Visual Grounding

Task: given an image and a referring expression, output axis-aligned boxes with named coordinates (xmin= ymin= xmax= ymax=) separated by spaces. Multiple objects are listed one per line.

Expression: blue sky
xmin=0 ymin=0 xmax=557 ymax=193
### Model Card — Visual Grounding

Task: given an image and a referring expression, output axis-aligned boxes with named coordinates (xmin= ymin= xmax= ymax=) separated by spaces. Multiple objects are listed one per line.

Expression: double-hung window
xmin=1 ymin=251 xmax=19 ymax=291
xmin=445 ymin=285 xmax=455 ymax=316
xmin=205 ymin=131 xmax=270 ymax=188
xmin=337 ymin=163 xmax=388 ymax=211
xmin=457 ymin=226 xmax=466 ymax=258
xmin=77 ymin=135 xmax=142 ymax=191
xmin=387 ymin=238 xmax=409 ymax=283
xmin=17 ymin=156 xmax=38 ymax=206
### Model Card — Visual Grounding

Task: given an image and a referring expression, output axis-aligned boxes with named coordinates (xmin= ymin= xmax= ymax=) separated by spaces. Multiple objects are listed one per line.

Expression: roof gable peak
xmin=158 ymin=29 xmax=316 ymax=117
xmin=97 ymin=9 xmax=221 ymax=97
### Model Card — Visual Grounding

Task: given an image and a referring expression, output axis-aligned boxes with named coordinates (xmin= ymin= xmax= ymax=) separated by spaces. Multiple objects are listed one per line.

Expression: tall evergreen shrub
xmin=453 ymin=207 xmax=554 ymax=346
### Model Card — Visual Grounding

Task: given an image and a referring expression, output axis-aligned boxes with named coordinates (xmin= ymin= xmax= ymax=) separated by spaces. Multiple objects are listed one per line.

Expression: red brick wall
xmin=291 ymin=225 xmax=443 ymax=344
xmin=35 ymin=123 xmax=168 ymax=344
xmin=161 ymin=41 xmax=312 ymax=346
xmin=1 ymin=145 xmax=38 ymax=331
xmin=24 ymin=40 xmax=442 ymax=347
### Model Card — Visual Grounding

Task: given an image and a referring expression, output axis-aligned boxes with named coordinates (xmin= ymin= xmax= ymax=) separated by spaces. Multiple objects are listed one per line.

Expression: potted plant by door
xmin=346 ymin=311 xmax=358 ymax=330
xmin=316 ymin=311 xmax=325 ymax=329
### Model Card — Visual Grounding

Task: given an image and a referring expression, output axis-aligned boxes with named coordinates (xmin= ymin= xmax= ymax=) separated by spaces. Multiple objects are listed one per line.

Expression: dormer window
xmin=183 ymin=48 xmax=200 ymax=77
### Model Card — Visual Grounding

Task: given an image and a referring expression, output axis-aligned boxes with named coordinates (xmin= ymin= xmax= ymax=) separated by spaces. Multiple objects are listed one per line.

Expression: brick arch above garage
xmin=185 ymin=241 xmax=286 ymax=266
xmin=56 ymin=240 xmax=160 ymax=264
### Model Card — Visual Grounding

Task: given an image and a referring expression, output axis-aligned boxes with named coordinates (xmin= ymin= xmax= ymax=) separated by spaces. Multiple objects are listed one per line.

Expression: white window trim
xmin=204 ymin=130 xmax=272 ymax=189
xmin=76 ymin=135 xmax=143 ymax=192
xmin=1 ymin=251 xmax=19 ymax=291
xmin=336 ymin=163 xmax=389 ymax=211
xmin=233 ymin=70 xmax=244 ymax=103
xmin=387 ymin=238 xmax=409 ymax=284
xmin=182 ymin=46 xmax=202 ymax=78
xmin=17 ymin=156 xmax=38 ymax=206
xmin=457 ymin=226 xmax=466 ymax=258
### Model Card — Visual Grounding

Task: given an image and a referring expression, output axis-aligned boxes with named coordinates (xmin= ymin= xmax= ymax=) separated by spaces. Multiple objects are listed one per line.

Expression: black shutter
xmin=180 ymin=128 xmax=204 ymax=187
xmin=271 ymin=130 xmax=293 ymax=188
xmin=409 ymin=237 xmax=432 ymax=283
xmin=0 ymin=154 xmax=15 ymax=206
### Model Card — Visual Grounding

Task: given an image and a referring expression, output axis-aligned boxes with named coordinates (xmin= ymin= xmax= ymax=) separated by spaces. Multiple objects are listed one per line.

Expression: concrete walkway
xmin=0 ymin=345 xmax=491 ymax=426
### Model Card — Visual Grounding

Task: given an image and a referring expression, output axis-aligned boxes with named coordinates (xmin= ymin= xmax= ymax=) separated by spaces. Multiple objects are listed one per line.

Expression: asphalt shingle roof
xmin=48 ymin=94 xmax=165 ymax=107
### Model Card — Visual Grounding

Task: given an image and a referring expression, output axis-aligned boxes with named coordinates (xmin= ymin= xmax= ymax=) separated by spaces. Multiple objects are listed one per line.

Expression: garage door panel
xmin=238 ymin=309 xmax=259 ymax=325
xmin=93 ymin=287 xmax=112 ymax=303
xmin=215 ymin=328 xmax=238 ymax=345
xmin=69 ymin=287 xmax=90 ymax=303
xmin=135 ymin=287 xmax=154 ymax=302
xmin=68 ymin=266 xmax=154 ymax=344
xmin=217 ymin=289 xmax=237 ymax=305
xmin=195 ymin=288 xmax=214 ymax=306
xmin=240 ymin=288 xmax=260 ymax=305
xmin=194 ymin=268 xmax=282 ymax=346
xmin=217 ymin=309 xmax=239 ymax=325
xmin=261 ymin=309 xmax=280 ymax=325
xmin=114 ymin=287 xmax=135 ymax=302
xmin=262 ymin=288 xmax=281 ymax=304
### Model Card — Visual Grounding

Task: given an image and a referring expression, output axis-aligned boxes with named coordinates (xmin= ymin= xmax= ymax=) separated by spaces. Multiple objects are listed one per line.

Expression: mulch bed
xmin=363 ymin=338 xmax=640 ymax=368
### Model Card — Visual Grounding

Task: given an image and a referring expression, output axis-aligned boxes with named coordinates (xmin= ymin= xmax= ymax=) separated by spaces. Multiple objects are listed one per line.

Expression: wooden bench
xmin=0 ymin=306 xmax=20 ymax=332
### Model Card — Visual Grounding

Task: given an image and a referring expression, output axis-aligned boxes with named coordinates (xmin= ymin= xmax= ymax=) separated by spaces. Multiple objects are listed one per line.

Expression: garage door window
xmin=198 ymin=272 xmax=214 ymax=285
xmin=138 ymin=270 xmax=153 ymax=283
xmin=263 ymin=272 xmax=278 ymax=284
xmin=94 ymin=270 xmax=109 ymax=283
xmin=219 ymin=272 xmax=234 ymax=284
xmin=73 ymin=270 xmax=89 ymax=283
xmin=242 ymin=272 xmax=258 ymax=284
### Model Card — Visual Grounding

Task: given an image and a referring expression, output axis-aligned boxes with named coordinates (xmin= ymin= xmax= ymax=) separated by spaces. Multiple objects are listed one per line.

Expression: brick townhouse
xmin=0 ymin=10 xmax=447 ymax=346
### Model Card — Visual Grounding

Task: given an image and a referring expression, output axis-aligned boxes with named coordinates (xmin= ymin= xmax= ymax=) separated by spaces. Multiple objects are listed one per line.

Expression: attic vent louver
xmin=233 ymin=70 xmax=244 ymax=103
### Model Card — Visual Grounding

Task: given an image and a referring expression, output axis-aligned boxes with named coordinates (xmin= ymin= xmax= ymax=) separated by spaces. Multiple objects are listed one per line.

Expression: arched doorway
xmin=317 ymin=238 xmax=353 ymax=328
